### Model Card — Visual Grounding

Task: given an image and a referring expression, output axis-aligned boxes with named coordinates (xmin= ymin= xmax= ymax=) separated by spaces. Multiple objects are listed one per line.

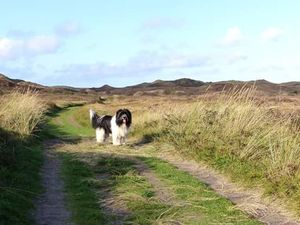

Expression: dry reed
xmin=0 ymin=91 xmax=46 ymax=137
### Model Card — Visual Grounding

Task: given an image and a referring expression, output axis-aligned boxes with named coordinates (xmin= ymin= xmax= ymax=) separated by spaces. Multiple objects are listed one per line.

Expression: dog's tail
xmin=89 ymin=109 xmax=99 ymax=129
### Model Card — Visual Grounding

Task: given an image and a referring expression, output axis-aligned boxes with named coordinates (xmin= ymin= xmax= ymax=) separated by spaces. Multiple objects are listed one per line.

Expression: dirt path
xmin=160 ymin=153 xmax=300 ymax=225
xmin=34 ymin=140 xmax=74 ymax=225
xmin=76 ymin=139 xmax=300 ymax=225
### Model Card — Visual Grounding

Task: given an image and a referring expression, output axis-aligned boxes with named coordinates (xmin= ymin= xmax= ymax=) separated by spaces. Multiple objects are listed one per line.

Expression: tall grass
xmin=161 ymin=87 xmax=300 ymax=178
xmin=133 ymin=88 xmax=300 ymax=211
xmin=0 ymin=91 xmax=46 ymax=137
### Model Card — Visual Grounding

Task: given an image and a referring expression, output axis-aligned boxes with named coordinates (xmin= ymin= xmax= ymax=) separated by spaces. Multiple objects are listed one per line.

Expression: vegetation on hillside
xmin=132 ymin=87 xmax=300 ymax=213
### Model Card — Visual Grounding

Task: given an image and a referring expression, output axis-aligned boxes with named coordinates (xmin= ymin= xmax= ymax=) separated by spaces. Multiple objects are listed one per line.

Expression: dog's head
xmin=115 ymin=108 xmax=132 ymax=127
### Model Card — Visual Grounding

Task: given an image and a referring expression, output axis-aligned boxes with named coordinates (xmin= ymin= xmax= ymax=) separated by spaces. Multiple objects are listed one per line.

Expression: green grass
xmin=47 ymin=106 xmax=94 ymax=138
xmin=0 ymin=140 xmax=43 ymax=225
xmin=60 ymin=154 xmax=108 ymax=225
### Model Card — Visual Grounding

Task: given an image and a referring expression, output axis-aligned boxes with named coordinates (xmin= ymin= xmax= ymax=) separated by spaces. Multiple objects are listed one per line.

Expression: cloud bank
xmin=261 ymin=27 xmax=283 ymax=41
xmin=0 ymin=35 xmax=60 ymax=60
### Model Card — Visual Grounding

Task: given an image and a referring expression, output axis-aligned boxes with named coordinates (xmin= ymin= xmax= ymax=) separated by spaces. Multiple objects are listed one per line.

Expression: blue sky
xmin=0 ymin=1 xmax=299 ymax=87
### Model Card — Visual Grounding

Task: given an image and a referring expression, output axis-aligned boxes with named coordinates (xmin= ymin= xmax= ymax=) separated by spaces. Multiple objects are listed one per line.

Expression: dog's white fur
xmin=95 ymin=128 xmax=106 ymax=143
xmin=111 ymin=115 xmax=129 ymax=145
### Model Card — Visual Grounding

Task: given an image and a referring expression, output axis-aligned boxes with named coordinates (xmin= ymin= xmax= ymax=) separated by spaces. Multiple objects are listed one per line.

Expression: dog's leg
xmin=104 ymin=133 xmax=109 ymax=142
xmin=112 ymin=133 xmax=121 ymax=145
xmin=96 ymin=128 xmax=105 ymax=143
xmin=120 ymin=136 xmax=126 ymax=145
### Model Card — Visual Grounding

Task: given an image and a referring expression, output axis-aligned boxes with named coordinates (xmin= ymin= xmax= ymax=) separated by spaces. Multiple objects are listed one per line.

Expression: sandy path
xmin=33 ymin=135 xmax=300 ymax=225
xmin=34 ymin=140 xmax=74 ymax=225
xmin=133 ymin=158 xmax=176 ymax=203
xmin=84 ymin=140 xmax=300 ymax=225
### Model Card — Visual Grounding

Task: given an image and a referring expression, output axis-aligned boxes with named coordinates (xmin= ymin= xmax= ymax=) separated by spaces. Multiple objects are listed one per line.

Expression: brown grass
xmin=0 ymin=91 xmax=46 ymax=137
xmin=160 ymin=87 xmax=300 ymax=177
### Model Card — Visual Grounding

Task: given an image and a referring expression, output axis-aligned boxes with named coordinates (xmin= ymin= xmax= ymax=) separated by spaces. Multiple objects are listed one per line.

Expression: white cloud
xmin=221 ymin=26 xmax=243 ymax=46
xmin=0 ymin=34 xmax=61 ymax=60
xmin=0 ymin=38 xmax=22 ymax=60
xmin=261 ymin=27 xmax=283 ymax=41
xmin=26 ymin=35 xmax=60 ymax=55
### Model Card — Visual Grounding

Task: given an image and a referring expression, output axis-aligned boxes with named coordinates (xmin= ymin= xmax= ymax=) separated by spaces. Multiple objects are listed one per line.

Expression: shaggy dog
xmin=89 ymin=108 xmax=132 ymax=145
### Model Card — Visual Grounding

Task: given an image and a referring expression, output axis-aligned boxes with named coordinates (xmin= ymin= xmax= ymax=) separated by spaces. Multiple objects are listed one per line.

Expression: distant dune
xmin=0 ymin=73 xmax=299 ymax=96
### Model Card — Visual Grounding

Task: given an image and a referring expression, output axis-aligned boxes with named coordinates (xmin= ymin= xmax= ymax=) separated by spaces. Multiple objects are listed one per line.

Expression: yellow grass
xmin=0 ymin=91 xmax=46 ymax=137
xmin=161 ymin=89 xmax=299 ymax=177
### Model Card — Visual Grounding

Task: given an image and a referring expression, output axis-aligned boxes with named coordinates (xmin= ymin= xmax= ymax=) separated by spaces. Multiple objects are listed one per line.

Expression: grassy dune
xmin=0 ymin=91 xmax=46 ymax=225
xmin=133 ymin=89 xmax=300 ymax=213
xmin=82 ymin=90 xmax=300 ymax=214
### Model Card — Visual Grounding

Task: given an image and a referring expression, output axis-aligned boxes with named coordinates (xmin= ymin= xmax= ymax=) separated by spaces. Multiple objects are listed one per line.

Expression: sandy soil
xmin=34 ymin=140 xmax=74 ymax=225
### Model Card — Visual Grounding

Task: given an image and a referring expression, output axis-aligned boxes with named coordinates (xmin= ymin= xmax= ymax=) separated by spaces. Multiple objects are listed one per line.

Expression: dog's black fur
xmin=91 ymin=114 xmax=112 ymax=136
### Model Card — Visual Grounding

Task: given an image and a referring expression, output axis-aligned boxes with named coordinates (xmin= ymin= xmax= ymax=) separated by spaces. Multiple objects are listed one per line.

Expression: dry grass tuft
xmin=0 ymin=91 xmax=46 ymax=137
xmin=162 ymin=87 xmax=300 ymax=177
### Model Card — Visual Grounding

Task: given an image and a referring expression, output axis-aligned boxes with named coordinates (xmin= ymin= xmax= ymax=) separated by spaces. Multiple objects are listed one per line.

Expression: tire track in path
xmin=34 ymin=140 xmax=74 ymax=225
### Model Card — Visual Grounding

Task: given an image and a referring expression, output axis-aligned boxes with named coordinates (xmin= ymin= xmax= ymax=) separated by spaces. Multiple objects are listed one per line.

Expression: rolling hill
xmin=0 ymin=73 xmax=299 ymax=96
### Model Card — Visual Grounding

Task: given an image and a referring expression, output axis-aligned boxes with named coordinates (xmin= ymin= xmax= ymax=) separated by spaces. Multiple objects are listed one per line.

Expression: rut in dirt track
xmin=34 ymin=140 xmax=74 ymax=225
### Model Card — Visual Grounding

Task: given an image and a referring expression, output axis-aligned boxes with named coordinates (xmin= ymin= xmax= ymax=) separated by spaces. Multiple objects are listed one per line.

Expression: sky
xmin=0 ymin=0 xmax=300 ymax=87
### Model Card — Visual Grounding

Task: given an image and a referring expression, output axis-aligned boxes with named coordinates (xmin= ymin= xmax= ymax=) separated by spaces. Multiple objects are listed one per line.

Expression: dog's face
xmin=115 ymin=109 xmax=132 ymax=127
